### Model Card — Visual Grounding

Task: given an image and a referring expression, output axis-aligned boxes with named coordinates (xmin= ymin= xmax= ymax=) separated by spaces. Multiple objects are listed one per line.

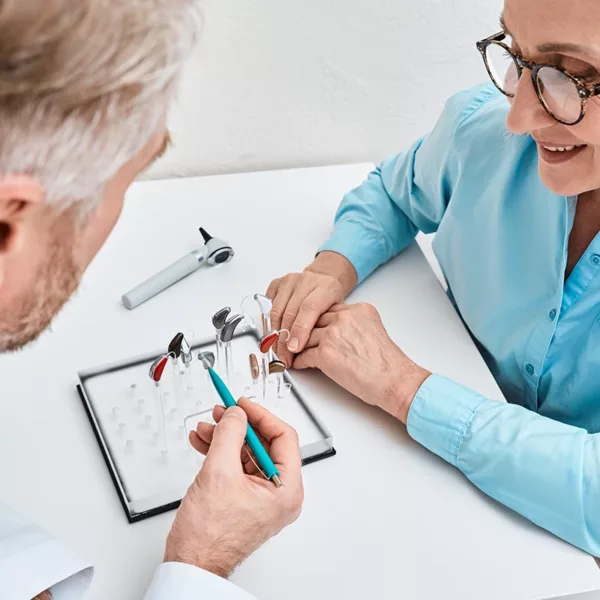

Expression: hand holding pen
xmin=191 ymin=398 xmax=301 ymax=486
xmin=166 ymin=398 xmax=304 ymax=577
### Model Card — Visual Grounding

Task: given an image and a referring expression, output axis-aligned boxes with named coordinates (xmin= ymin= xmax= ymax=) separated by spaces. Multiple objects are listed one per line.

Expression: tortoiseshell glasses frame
xmin=477 ymin=31 xmax=600 ymax=125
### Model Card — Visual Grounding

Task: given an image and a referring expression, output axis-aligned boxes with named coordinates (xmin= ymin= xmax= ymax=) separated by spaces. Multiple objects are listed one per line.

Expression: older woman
xmin=268 ymin=0 xmax=600 ymax=555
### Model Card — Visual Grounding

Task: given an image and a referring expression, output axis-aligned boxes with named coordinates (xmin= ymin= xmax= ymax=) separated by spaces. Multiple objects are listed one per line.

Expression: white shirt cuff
xmin=1 ymin=537 xmax=92 ymax=600
xmin=144 ymin=562 xmax=257 ymax=600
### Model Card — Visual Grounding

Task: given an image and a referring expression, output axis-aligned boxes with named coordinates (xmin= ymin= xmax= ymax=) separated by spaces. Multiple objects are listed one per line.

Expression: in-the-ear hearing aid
xmin=122 ymin=227 xmax=234 ymax=310
xmin=268 ymin=360 xmax=286 ymax=374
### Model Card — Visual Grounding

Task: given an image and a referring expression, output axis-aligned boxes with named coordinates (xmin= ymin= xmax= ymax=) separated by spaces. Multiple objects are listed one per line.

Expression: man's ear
xmin=0 ymin=174 xmax=44 ymax=253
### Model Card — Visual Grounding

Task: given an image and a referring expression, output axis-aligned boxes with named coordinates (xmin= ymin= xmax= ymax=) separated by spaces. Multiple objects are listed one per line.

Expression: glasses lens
xmin=485 ymin=43 xmax=519 ymax=95
xmin=537 ymin=66 xmax=582 ymax=124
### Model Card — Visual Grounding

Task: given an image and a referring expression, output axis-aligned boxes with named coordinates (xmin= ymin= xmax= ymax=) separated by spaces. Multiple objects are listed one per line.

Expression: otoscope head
xmin=199 ymin=228 xmax=234 ymax=266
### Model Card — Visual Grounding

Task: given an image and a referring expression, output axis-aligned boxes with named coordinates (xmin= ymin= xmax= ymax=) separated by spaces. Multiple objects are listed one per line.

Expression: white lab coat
xmin=0 ymin=502 xmax=256 ymax=600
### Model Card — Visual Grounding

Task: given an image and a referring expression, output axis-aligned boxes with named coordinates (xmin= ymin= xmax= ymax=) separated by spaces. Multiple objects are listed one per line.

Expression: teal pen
xmin=207 ymin=367 xmax=282 ymax=487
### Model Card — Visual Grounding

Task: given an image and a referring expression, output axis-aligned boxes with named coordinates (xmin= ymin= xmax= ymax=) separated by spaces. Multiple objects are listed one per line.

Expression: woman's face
xmin=504 ymin=0 xmax=600 ymax=197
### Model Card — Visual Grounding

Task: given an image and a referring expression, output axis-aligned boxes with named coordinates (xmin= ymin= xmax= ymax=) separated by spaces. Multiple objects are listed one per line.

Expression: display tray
xmin=77 ymin=329 xmax=335 ymax=522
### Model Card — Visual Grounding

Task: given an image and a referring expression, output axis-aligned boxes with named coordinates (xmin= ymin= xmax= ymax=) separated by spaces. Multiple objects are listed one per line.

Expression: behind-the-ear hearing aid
xmin=149 ymin=355 xmax=169 ymax=383
xmin=212 ymin=307 xmax=231 ymax=332
xmin=168 ymin=332 xmax=193 ymax=368
xmin=220 ymin=314 xmax=245 ymax=344
xmin=168 ymin=333 xmax=184 ymax=359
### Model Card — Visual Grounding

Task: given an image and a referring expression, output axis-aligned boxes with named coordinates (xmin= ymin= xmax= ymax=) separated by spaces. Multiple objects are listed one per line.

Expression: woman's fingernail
xmin=288 ymin=338 xmax=299 ymax=352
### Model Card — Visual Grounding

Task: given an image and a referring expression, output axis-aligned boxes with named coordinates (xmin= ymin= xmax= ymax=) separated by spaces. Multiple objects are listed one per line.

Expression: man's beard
xmin=0 ymin=231 xmax=80 ymax=352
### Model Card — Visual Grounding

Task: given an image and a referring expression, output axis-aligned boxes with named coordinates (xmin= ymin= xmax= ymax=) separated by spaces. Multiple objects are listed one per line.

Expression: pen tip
xmin=197 ymin=351 xmax=215 ymax=370
xmin=272 ymin=475 xmax=282 ymax=488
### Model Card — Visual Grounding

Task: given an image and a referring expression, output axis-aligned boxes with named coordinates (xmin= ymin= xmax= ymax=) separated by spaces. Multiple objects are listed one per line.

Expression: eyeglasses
xmin=476 ymin=32 xmax=600 ymax=126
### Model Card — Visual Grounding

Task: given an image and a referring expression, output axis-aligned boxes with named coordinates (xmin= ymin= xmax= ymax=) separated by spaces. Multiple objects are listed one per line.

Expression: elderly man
xmin=0 ymin=2 xmax=303 ymax=599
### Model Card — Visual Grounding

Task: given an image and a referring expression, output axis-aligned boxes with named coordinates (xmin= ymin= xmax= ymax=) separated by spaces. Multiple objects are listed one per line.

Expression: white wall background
xmin=148 ymin=0 xmax=504 ymax=180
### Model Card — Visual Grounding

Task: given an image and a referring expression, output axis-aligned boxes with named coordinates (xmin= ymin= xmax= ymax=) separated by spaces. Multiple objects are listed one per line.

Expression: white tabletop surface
xmin=1 ymin=163 xmax=599 ymax=600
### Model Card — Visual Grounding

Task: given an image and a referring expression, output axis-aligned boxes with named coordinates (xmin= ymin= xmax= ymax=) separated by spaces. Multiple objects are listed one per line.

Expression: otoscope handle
xmin=122 ymin=251 xmax=204 ymax=310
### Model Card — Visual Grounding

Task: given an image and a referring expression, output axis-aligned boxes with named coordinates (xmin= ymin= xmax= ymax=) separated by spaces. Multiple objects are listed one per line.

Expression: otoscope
xmin=122 ymin=228 xmax=234 ymax=309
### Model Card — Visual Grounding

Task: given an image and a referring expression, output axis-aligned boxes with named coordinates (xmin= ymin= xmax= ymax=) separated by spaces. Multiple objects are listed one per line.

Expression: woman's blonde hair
xmin=0 ymin=0 xmax=199 ymax=213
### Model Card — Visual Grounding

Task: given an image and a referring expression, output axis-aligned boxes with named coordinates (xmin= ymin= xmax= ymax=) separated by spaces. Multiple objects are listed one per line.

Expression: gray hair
xmin=0 ymin=0 xmax=199 ymax=214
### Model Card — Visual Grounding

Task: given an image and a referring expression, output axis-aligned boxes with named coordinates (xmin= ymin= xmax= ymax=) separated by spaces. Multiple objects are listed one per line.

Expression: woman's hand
xmin=293 ymin=303 xmax=430 ymax=423
xmin=266 ymin=251 xmax=357 ymax=368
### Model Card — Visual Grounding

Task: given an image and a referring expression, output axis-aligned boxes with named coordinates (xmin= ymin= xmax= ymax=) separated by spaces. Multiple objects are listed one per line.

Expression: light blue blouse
xmin=320 ymin=82 xmax=600 ymax=555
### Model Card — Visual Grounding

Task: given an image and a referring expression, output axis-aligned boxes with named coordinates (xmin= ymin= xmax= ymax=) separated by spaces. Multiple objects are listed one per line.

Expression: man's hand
xmin=32 ymin=592 xmax=52 ymax=600
xmin=165 ymin=398 xmax=304 ymax=578
xmin=266 ymin=251 xmax=357 ymax=368
xmin=293 ymin=303 xmax=431 ymax=423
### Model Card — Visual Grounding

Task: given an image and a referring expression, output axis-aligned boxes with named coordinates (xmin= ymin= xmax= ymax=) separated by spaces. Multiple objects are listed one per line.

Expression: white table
xmin=1 ymin=164 xmax=599 ymax=600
